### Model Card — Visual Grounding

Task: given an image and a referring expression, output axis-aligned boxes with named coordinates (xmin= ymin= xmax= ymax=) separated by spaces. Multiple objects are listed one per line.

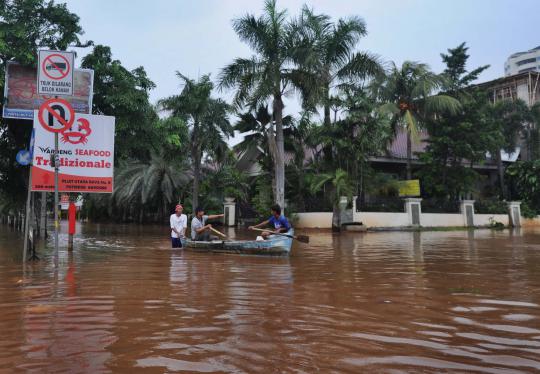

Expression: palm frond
xmin=424 ymin=94 xmax=461 ymax=115
xmin=337 ymin=51 xmax=383 ymax=81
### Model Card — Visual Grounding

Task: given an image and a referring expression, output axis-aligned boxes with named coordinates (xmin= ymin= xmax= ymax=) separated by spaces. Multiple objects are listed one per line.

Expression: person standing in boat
xmin=170 ymin=204 xmax=187 ymax=248
xmin=191 ymin=207 xmax=224 ymax=241
xmin=249 ymin=204 xmax=291 ymax=239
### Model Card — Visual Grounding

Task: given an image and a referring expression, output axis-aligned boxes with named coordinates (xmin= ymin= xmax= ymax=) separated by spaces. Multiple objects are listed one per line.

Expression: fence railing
xmin=421 ymin=198 xmax=460 ymax=213
xmin=474 ymin=199 xmax=508 ymax=214
xmin=356 ymin=196 xmax=404 ymax=212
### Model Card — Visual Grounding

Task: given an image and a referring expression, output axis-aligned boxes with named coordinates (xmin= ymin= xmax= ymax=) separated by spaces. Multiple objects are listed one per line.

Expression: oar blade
xmin=296 ymin=235 xmax=309 ymax=244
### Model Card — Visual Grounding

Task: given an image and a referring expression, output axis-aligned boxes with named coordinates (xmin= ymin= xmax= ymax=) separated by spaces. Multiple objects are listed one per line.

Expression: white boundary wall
xmin=355 ymin=212 xmax=409 ymax=227
xmin=295 ymin=212 xmax=333 ymax=228
xmin=291 ymin=199 xmax=532 ymax=229
xmin=420 ymin=213 xmax=464 ymax=227
xmin=475 ymin=214 xmax=510 ymax=226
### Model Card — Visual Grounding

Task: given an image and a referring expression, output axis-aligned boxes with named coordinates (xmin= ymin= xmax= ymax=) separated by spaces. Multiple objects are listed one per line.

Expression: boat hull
xmin=181 ymin=229 xmax=294 ymax=256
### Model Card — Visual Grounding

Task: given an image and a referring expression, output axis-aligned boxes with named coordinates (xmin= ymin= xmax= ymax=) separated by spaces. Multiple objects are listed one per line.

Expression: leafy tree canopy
xmin=81 ymin=45 xmax=158 ymax=162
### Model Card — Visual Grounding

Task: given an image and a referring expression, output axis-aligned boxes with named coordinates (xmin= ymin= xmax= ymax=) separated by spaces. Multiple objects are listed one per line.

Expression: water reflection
xmin=0 ymin=224 xmax=540 ymax=372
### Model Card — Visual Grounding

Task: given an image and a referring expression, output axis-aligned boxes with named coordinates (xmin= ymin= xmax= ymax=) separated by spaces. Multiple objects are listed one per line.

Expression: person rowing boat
xmin=191 ymin=207 xmax=225 ymax=241
xmin=249 ymin=204 xmax=291 ymax=239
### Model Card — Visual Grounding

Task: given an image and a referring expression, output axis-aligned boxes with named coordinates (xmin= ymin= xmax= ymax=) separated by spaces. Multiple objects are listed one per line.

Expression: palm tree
xmin=235 ymin=105 xmax=294 ymax=197
xmin=160 ymin=73 xmax=232 ymax=209
xmin=113 ymin=153 xmax=191 ymax=222
xmin=309 ymin=168 xmax=353 ymax=231
xmin=219 ymin=0 xmax=298 ymax=209
xmin=374 ymin=61 xmax=461 ymax=179
xmin=292 ymin=6 xmax=382 ymax=126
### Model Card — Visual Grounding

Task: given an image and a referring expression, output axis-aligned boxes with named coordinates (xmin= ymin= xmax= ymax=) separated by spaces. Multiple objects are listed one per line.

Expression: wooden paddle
xmin=210 ymin=226 xmax=228 ymax=239
xmin=249 ymin=227 xmax=309 ymax=244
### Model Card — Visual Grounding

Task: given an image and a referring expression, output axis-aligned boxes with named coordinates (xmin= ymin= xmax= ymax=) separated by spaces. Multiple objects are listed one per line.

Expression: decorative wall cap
xmin=403 ymin=198 xmax=423 ymax=203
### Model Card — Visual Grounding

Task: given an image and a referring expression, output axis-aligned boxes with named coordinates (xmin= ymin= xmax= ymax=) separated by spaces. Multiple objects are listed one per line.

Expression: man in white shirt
xmin=170 ymin=204 xmax=187 ymax=248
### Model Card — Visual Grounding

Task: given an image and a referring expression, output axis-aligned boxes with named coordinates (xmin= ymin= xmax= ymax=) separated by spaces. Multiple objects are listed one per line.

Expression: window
xmin=518 ymin=67 xmax=537 ymax=74
xmin=516 ymin=58 xmax=536 ymax=66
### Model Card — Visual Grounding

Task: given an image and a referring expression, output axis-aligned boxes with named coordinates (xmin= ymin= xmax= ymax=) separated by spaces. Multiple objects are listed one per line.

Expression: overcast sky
xmin=64 ymin=0 xmax=539 ymax=139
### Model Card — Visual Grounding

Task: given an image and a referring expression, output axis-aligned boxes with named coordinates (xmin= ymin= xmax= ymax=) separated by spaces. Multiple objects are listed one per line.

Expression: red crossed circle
xmin=38 ymin=98 xmax=75 ymax=133
xmin=42 ymin=54 xmax=71 ymax=80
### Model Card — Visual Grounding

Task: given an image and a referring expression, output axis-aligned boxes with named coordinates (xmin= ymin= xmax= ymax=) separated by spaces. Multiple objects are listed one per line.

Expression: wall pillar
xmin=339 ymin=196 xmax=350 ymax=223
xmin=507 ymin=201 xmax=522 ymax=227
xmin=404 ymin=198 xmax=422 ymax=226
xmin=223 ymin=198 xmax=236 ymax=227
xmin=460 ymin=200 xmax=475 ymax=227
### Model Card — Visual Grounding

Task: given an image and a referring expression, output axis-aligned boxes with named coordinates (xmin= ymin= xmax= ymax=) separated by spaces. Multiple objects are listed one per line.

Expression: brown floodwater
xmin=1 ymin=223 xmax=540 ymax=373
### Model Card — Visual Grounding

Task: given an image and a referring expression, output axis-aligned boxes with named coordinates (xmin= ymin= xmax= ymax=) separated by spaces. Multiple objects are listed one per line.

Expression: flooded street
xmin=1 ymin=224 xmax=540 ymax=373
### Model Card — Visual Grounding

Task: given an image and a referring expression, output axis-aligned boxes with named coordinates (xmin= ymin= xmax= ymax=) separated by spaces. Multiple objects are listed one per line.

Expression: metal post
xmin=23 ymin=167 xmax=33 ymax=262
xmin=40 ymin=191 xmax=47 ymax=238
xmin=54 ymin=132 xmax=59 ymax=255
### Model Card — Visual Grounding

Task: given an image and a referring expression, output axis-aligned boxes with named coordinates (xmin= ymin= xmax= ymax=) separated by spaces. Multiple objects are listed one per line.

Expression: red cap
xmin=175 ymin=204 xmax=183 ymax=211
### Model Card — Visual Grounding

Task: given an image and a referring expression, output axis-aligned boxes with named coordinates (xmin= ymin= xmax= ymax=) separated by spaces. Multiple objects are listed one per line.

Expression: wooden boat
xmin=181 ymin=229 xmax=294 ymax=256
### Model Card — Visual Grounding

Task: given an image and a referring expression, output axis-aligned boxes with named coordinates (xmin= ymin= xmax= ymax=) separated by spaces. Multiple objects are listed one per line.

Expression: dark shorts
xmin=171 ymin=237 xmax=183 ymax=248
xmin=194 ymin=232 xmax=211 ymax=241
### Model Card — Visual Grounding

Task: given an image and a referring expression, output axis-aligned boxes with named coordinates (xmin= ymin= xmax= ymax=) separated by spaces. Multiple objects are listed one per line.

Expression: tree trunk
xmin=323 ymin=80 xmax=331 ymax=127
xmin=266 ymin=123 xmax=278 ymax=202
xmin=273 ymin=97 xmax=286 ymax=210
xmin=406 ymin=130 xmax=412 ymax=180
xmin=192 ymin=154 xmax=201 ymax=210
xmin=496 ymin=150 xmax=506 ymax=198
xmin=324 ymin=104 xmax=331 ymax=127
xmin=297 ymin=167 xmax=305 ymax=212
xmin=191 ymin=120 xmax=201 ymax=210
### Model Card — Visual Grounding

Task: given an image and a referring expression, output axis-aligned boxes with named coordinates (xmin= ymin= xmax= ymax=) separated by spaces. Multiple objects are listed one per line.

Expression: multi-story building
xmin=505 ymin=46 xmax=540 ymax=76
xmin=476 ymin=71 xmax=540 ymax=161
xmin=479 ymin=71 xmax=540 ymax=106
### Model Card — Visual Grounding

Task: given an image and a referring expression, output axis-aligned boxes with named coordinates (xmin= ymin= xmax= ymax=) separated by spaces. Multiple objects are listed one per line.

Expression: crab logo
xmin=61 ymin=118 xmax=92 ymax=145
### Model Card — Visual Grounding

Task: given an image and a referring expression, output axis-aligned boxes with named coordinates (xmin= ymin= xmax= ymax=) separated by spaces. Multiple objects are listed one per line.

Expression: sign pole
xmin=23 ymin=168 xmax=32 ymax=262
xmin=54 ymin=132 xmax=59 ymax=255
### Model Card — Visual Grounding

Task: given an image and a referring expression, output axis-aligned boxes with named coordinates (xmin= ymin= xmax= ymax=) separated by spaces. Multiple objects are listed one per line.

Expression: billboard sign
xmin=398 ymin=179 xmax=421 ymax=197
xmin=3 ymin=62 xmax=93 ymax=120
xmin=31 ymin=112 xmax=115 ymax=193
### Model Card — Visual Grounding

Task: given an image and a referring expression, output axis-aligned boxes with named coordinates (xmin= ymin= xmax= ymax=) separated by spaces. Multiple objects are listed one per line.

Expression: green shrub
xmin=520 ymin=202 xmax=539 ymax=219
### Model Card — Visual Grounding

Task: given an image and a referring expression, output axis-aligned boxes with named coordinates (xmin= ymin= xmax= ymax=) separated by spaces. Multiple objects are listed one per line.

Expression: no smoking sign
xmin=38 ymin=50 xmax=74 ymax=96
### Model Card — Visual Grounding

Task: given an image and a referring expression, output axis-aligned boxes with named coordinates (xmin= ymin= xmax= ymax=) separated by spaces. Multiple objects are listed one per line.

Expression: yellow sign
xmin=398 ymin=179 xmax=420 ymax=197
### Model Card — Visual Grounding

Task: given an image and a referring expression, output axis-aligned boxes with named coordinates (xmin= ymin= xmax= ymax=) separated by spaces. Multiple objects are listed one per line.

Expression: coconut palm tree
xmin=219 ymin=0 xmax=299 ymax=209
xmin=160 ymin=73 xmax=232 ymax=209
xmin=374 ymin=61 xmax=461 ymax=179
xmin=292 ymin=6 xmax=382 ymax=126
xmin=235 ymin=105 xmax=295 ymax=197
xmin=113 ymin=153 xmax=191 ymax=222
xmin=309 ymin=168 xmax=353 ymax=231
